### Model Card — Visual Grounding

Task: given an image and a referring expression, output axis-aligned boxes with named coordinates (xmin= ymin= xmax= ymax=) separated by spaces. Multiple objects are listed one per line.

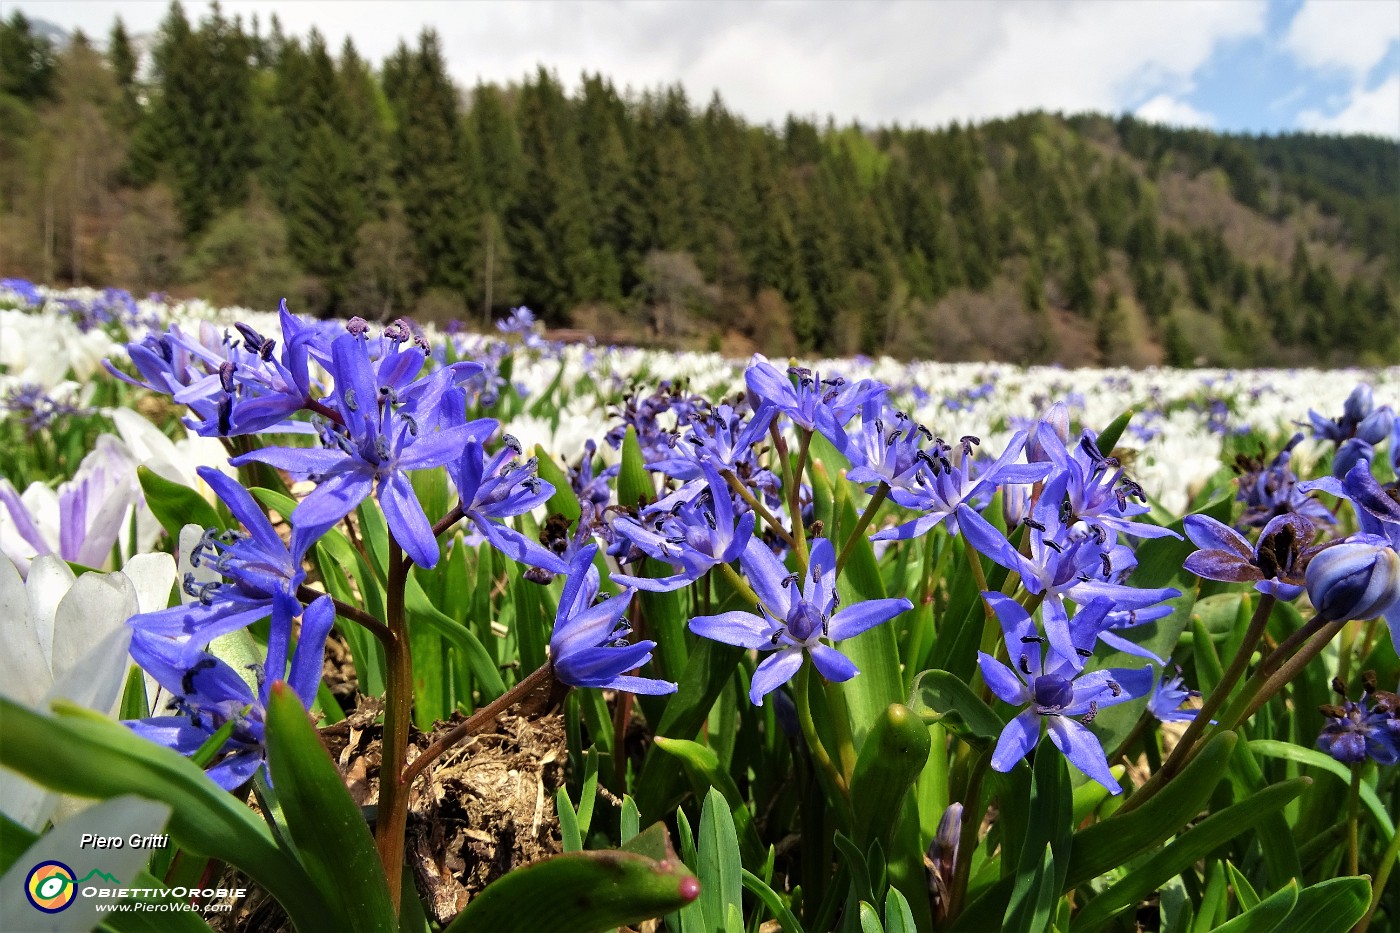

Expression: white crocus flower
xmin=107 ymin=406 xmax=235 ymax=497
xmin=0 ymin=551 xmax=175 ymax=830
xmin=0 ymin=436 xmax=141 ymax=575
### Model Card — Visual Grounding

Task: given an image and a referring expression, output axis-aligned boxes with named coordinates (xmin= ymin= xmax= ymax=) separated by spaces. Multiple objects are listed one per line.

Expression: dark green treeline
xmin=2 ymin=5 xmax=1397 ymax=366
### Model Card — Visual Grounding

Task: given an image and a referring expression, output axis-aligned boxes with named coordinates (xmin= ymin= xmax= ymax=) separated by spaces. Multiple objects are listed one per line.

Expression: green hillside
xmin=2 ymin=6 xmax=1396 ymax=365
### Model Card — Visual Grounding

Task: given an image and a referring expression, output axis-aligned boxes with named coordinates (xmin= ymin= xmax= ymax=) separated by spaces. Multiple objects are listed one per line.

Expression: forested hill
xmin=2 ymin=7 xmax=1397 ymax=367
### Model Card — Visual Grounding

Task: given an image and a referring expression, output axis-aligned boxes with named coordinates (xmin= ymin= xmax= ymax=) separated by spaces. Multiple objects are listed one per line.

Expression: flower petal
xmin=826 ymin=596 xmax=912 ymax=641
xmin=809 ymin=643 xmax=858 ymax=682
xmin=978 ymin=652 xmax=1029 ymax=706
xmin=1046 ymin=716 xmax=1120 ymax=794
xmin=749 ymin=648 xmax=804 ymax=705
xmin=990 ymin=708 xmax=1040 ymax=773
xmin=689 ymin=610 xmax=774 ymax=650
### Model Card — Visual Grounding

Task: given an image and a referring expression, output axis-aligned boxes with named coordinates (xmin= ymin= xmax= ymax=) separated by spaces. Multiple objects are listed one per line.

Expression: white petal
xmin=26 ymin=555 xmax=75 ymax=666
xmin=0 ymin=555 xmax=49 ymax=705
xmin=0 ymin=794 xmax=171 ymax=924
xmin=121 ymin=552 xmax=176 ymax=614
xmin=49 ymin=572 xmax=137 ymax=684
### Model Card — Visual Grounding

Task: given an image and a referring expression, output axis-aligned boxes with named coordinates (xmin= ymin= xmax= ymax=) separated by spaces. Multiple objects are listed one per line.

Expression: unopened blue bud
xmin=1305 ymin=536 xmax=1400 ymax=622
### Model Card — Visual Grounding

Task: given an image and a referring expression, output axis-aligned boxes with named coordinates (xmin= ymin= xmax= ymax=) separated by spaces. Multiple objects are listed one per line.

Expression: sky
xmin=12 ymin=0 xmax=1400 ymax=138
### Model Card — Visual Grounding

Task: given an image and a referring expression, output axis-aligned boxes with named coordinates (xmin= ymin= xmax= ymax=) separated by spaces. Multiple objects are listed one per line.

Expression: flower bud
xmin=1343 ymin=384 xmax=1373 ymax=424
xmin=1305 ymin=535 xmax=1400 ymax=622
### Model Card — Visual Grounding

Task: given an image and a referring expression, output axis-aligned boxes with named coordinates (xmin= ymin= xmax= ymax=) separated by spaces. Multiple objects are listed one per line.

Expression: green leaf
xmin=1070 ymin=778 xmax=1310 ymax=932
xmin=406 ymin=569 xmax=506 ymax=699
xmin=618 ymin=426 xmax=655 ymax=509
xmin=741 ymin=869 xmax=805 ymax=933
xmin=444 ymin=848 xmax=700 ymax=933
xmin=534 ymin=444 xmax=582 ymax=523
xmin=883 ymin=887 xmax=917 ymax=933
xmin=1095 ymin=409 xmax=1133 ymax=457
xmin=620 ymin=796 xmax=641 ymax=844
xmin=557 ymin=786 xmax=583 ymax=853
xmin=1278 ymin=877 xmax=1370 ymax=933
xmin=698 ymin=787 xmax=743 ymax=933
xmin=0 ymin=698 xmax=324 ymax=926
xmin=950 ymin=731 xmax=1237 ymax=933
xmin=621 ymin=822 xmax=672 ymax=862
xmin=635 ymin=640 xmax=745 ymax=822
xmin=264 ymin=683 xmax=397 ymax=933
xmin=1226 ymin=860 xmax=1261 ymax=913
xmin=850 ymin=703 xmax=932 ymax=850
xmin=1005 ymin=742 xmax=1072 ymax=933
xmin=833 ymin=493 xmax=903 ymax=742
xmin=908 ymin=669 xmax=1005 ymax=748
xmin=119 ymin=664 xmax=149 ymax=720
xmin=652 ymin=737 xmax=764 ymax=867
xmin=0 ymin=812 xmax=38 ymax=875
xmin=138 ymin=466 xmax=223 ymax=541
xmin=1211 ymin=881 xmax=1297 ymax=933
xmin=859 ymin=901 xmax=886 ymax=933
xmin=1248 ymin=740 xmax=1394 ymax=835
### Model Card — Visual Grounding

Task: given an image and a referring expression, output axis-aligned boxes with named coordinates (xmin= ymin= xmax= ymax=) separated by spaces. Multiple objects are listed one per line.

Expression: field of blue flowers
xmin=1 ymin=279 xmax=1398 ymax=933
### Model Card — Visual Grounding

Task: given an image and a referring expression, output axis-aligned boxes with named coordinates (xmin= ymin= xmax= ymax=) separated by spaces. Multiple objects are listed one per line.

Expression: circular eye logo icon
xmin=25 ymin=861 xmax=77 ymax=913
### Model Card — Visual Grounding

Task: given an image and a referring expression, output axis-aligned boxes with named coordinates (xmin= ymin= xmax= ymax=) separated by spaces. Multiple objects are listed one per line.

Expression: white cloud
xmin=19 ymin=0 xmax=1267 ymax=129
xmin=1298 ymin=74 xmax=1400 ymax=136
xmin=1135 ymin=93 xmax=1216 ymax=128
xmin=1283 ymin=0 xmax=1399 ymax=78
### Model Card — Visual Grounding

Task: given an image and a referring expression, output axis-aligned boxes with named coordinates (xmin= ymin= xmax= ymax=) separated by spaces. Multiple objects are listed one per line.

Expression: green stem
xmin=795 ymin=662 xmax=848 ymax=800
xmin=374 ymin=538 xmax=413 ymax=912
xmin=836 ymin=481 xmax=889 ymax=576
xmin=716 ymin=561 xmax=760 ymax=607
xmin=722 ymin=469 xmax=795 ymax=549
xmin=1355 ymin=818 xmax=1400 ymax=933
xmin=823 ymin=678 xmax=859 ymax=781
xmin=1129 ymin=594 xmax=1276 ymax=812
xmin=946 ymin=750 xmax=990 ymax=921
xmin=1118 ymin=595 xmax=1278 ymax=815
xmin=1347 ymin=764 xmax=1362 ymax=877
xmin=781 ymin=426 xmax=812 ymax=570
xmin=1226 ymin=615 xmax=1345 ymax=728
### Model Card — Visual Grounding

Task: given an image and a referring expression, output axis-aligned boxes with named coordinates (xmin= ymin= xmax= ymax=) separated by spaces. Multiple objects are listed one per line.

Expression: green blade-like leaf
xmin=533 ymin=444 xmax=582 ymax=523
xmin=908 ymin=669 xmax=1005 ymax=748
xmin=264 ymin=683 xmax=396 ymax=933
xmin=1005 ymin=742 xmax=1072 ymax=933
xmin=0 ymin=699 xmax=323 ymax=926
xmin=1210 ymin=881 xmax=1297 ymax=933
xmin=1249 ymin=740 xmax=1394 ymax=835
xmin=444 ymin=849 xmax=700 ymax=932
xmin=1070 ymin=778 xmax=1310 ymax=932
xmin=1276 ymin=877 xmax=1370 ymax=933
xmin=698 ymin=787 xmax=743 ymax=933
xmin=884 ymin=887 xmax=917 ymax=933
xmin=741 ymin=869 xmax=805 ymax=933
xmin=138 ymin=466 xmax=223 ymax=542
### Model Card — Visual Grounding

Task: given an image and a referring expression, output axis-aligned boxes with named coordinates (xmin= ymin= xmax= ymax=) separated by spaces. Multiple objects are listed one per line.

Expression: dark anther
xmin=1362 ymin=670 xmax=1379 ymax=693
xmin=1059 ymin=499 xmax=1075 ymax=525
xmin=1332 ymin=676 xmax=1349 ymax=697
xmin=1019 ymin=654 xmax=1033 ymax=676
xmin=1075 ymin=647 xmax=1094 ymax=658
xmin=1043 ymin=539 xmax=1063 ymax=553
xmin=1318 ymin=703 xmax=1348 ymax=718
xmin=346 ymin=317 xmax=370 ymax=337
xmin=959 ymin=435 xmax=980 ymax=457
xmin=1081 ymin=701 xmax=1099 ymax=724
xmin=780 ymin=572 xmax=800 ymax=588
xmin=403 ymin=414 xmax=419 ymax=436
xmin=235 ymin=323 xmax=265 ymax=352
xmin=344 ymin=388 xmax=358 ymax=412
xmin=503 ymin=433 xmax=523 ymax=455
xmin=1099 ymin=553 xmax=1112 ymax=576
xmin=1107 ymin=680 xmax=1122 ymax=696
xmin=1024 ymin=518 xmax=1046 ymax=532
xmin=1020 ymin=635 xmax=1044 ymax=643
xmin=181 ymin=657 xmax=218 ymax=695
xmin=218 ymin=361 xmax=236 ymax=393
xmin=1114 ymin=487 xmax=1128 ymax=510
xmin=770 ymin=627 xmax=786 ymax=645
xmin=216 ymin=395 xmax=233 ymax=435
